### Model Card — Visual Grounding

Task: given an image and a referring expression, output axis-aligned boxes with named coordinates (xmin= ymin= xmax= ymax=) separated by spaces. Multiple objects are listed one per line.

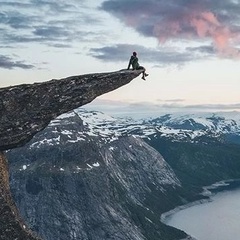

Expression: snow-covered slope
xmin=38 ymin=109 xmax=240 ymax=146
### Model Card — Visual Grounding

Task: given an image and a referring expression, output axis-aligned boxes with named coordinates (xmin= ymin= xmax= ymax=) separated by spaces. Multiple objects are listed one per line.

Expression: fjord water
xmin=164 ymin=189 xmax=240 ymax=240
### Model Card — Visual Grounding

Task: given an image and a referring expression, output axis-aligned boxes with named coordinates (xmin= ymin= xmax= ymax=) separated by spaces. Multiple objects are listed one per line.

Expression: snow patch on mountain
xmin=72 ymin=109 xmax=240 ymax=142
xmin=29 ymin=109 xmax=240 ymax=149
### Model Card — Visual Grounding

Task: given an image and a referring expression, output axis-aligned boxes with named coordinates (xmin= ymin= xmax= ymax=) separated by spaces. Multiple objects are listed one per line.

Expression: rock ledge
xmin=0 ymin=70 xmax=141 ymax=150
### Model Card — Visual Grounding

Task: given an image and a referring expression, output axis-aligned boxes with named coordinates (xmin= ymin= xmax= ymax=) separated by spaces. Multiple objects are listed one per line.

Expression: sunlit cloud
xmin=101 ymin=0 xmax=240 ymax=58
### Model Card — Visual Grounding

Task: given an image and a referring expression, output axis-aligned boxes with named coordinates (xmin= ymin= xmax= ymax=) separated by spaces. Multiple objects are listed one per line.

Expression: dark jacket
xmin=128 ymin=55 xmax=139 ymax=70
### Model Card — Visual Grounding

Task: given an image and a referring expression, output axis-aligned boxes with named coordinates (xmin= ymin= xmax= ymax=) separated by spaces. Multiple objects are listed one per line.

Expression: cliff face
xmin=0 ymin=152 xmax=40 ymax=240
xmin=0 ymin=70 xmax=141 ymax=151
xmin=0 ymin=70 xmax=141 ymax=239
xmin=7 ymin=112 xmax=187 ymax=240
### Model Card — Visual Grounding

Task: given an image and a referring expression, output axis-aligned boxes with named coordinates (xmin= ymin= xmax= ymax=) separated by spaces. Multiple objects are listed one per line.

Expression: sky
xmin=1 ymin=0 xmax=240 ymax=114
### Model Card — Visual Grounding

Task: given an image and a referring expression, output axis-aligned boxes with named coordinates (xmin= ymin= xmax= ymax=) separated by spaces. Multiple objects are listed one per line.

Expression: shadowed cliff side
xmin=0 ymin=70 xmax=142 ymax=151
xmin=0 ymin=152 xmax=40 ymax=239
xmin=0 ymin=70 xmax=141 ymax=239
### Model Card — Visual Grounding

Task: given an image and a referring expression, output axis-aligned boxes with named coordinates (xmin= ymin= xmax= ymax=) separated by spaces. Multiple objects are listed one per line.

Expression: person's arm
xmin=127 ymin=56 xmax=132 ymax=69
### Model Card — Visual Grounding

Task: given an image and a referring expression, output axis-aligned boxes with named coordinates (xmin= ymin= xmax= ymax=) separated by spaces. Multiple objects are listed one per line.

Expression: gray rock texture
xmin=7 ymin=112 xmax=187 ymax=240
xmin=0 ymin=70 xmax=141 ymax=239
xmin=0 ymin=70 xmax=141 ymax=151
xmin=0 ymin=152 xmax=40 ymax=240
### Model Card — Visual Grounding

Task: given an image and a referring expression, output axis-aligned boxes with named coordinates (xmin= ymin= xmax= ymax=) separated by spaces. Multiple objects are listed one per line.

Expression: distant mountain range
xmin=34 ymin=109 xmax=240 ymax=146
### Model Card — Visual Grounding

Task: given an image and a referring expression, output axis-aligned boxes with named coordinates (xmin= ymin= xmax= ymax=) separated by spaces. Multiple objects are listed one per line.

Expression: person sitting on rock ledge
xmin=127 ymin=51 xmax=149 ymax=80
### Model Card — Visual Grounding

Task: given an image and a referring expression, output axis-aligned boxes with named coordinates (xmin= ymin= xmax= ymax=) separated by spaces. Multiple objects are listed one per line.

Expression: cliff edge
xmin=0 ymin=70 xmax=141 ymax=151
xmin=0 ymin=70 xmax=141 ymax=239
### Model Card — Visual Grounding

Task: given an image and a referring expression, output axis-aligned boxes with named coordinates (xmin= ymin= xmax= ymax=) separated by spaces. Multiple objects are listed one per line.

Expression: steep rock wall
xmin=0 ymin=152 xmax=40 ymax=239
xmin=7 ymin=117 xmax=186 ymax=240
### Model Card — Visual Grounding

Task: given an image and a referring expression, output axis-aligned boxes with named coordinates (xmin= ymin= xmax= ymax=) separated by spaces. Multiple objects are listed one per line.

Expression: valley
xmin=6 ymin=109 xmax=240 ymax=240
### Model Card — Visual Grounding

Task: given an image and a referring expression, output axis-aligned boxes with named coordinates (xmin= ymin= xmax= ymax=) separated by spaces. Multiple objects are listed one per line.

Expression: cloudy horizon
xmin=0 ymin=0 xmax=239 ymax=112
xmin=84 ymin=98 xmax=240 ymax=118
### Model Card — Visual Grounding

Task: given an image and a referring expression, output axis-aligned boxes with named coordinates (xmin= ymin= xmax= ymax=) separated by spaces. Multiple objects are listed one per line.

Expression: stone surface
xmin=0 ymin=70 xmax=141 ymax=151
xmin=0 ymin=70 xmax=141 ymax=239
xmin=7 ymin=112 xmax=187 ymax=240
xmin=0 ymin=152 xmax=41 ymax=240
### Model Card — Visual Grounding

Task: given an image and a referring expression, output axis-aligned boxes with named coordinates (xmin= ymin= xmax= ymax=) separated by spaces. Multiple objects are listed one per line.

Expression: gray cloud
xmin=0 ymin=55 xmax=35 ymax=69
xmin=85 ymin=99 xmax=240 ymax=118
xmin=48 ymin=43 xmax=72 ymax=48
xmin=32 ymin=26 xmax=71 ymax=39
xmin=0 ymin=0 xmax=101 ymax=48
xmin=184 ymin=103 xmax=240 ymax=110
xmin=88 ymin=98 xmax=240 ymax=111
xmin=89 ymin=43 xmax=210 ymax=66
xmin=163 ymin=99 xmax=186 ymax=103
xmin=186 ymin=45 xmax=215 ymax=54
xmin=101 ymin=0 xmax=240 ymax=57
xmin=0 ymin=12 xmax=32 ymax=29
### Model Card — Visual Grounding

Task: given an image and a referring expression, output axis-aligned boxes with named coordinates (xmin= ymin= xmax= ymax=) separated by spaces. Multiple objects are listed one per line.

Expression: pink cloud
xmin=153 ymin=21 xmax=182 ymax=42
xmin=189 ymin=11 xmax=240 ymax=57
xmin=201 ymin=12 xmax=220 ymax=26
xmin=151 ymin=9 xmax=239 ymax=57
xmin=189 ymin=11 xmax=230 ymax=50
xmin=105 ymin=0 xmax=240 ymax=58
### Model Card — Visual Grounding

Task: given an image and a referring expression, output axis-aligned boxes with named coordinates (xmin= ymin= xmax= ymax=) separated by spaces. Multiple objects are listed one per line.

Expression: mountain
xmin=63 ymin=109 xmax=240 ymax=144
xmin=7 ymin=109 xmax=240 ymax=240
xmin=7 ymin=110 xmax=190 ymax=240
xmin=74 ymin=109 xmax=240 ymax=189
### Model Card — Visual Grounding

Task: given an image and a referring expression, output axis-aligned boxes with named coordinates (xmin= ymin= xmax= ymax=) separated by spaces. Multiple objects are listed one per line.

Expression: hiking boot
xmin=145 ymin=73 xmax=149 ymax=77
xmin=142 ymin=76 xmax=146 ymax=80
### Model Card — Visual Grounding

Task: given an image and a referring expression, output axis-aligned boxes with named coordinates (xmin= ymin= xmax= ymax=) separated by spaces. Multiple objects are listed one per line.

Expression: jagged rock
xmin=0 ymin=70 xmax=142 ymax=151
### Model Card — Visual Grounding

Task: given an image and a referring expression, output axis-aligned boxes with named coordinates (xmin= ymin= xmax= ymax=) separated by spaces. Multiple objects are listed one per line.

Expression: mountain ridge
xmin=48 ymin=109 xmax=240 ymax=145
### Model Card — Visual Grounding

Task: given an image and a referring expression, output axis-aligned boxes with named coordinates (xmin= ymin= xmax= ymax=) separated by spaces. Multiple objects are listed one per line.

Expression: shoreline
xmin=161 ymin=178 xmax=240 ymax=224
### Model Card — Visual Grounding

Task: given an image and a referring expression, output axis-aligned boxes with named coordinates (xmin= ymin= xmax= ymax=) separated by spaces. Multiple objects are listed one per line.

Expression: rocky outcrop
xmin=0 ymin=70 xmax=142 ymax=151
xmin=0 ymin=70 xmax=141 ymax=239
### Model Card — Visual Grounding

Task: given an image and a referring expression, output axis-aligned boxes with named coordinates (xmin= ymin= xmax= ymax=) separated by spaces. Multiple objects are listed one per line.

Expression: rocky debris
xmin=0 ymin=70 xmax=142 ymax=151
